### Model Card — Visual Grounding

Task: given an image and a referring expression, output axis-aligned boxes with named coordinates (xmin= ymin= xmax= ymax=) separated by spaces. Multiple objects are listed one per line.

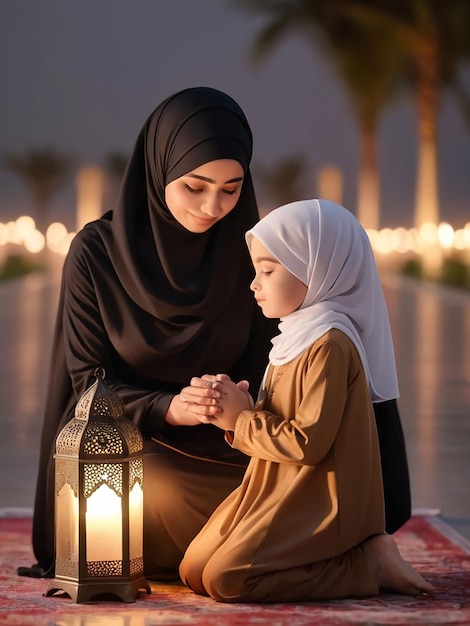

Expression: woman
xmin=20 ymin=86 xmax=277 ymax=580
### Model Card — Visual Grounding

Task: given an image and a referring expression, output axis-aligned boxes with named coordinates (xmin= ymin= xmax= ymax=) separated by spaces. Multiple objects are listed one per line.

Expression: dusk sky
xmin=1 ymin=0 xmax=469 ymax=229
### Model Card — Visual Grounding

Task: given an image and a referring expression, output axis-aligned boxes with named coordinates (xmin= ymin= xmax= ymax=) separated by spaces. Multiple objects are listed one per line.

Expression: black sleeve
xmin=62 ymin=235 xmax=172 ymax=434
xmin=374 ymin=399 xmax=412 ymax=534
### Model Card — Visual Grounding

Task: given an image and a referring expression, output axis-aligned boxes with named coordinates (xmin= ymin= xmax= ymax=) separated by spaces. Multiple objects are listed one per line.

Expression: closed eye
xmin=185 ymin=184 xmax=203 ymax=194
xmin=185 ymin=184 xmax=239 ymax=196
xmin=253 ymin=265 xmax=274 ymax=277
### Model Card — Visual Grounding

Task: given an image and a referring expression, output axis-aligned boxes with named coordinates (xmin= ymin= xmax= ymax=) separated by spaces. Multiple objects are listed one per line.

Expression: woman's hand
xmin=186 ymin=373 xmax=254 ymax=431
xmin=165 ymin=374 xmax=224 ymax=426
xmin=169 ymin=373 xmax=253 ymax=427
xmin=165 ymin=393 xmax=214 ymax=426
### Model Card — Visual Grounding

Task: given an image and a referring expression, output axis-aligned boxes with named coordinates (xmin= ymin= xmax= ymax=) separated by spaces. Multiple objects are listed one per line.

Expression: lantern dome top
xmin=55 ymin=368 xmax=143 ymax=459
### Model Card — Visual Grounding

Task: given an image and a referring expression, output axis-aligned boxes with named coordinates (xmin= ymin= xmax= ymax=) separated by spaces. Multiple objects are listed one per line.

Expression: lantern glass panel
xmin=129 ymin=480 xmax=143 ymax=560
xmin=56 ymin=480 xmax=79 ymax=563
xmin=85 ymin=483 xmax=122 ymax=562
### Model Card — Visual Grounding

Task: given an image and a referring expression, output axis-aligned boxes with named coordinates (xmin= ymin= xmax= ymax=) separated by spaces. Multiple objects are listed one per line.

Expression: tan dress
xmin=179 ymin=329 xmax=385 ymax=602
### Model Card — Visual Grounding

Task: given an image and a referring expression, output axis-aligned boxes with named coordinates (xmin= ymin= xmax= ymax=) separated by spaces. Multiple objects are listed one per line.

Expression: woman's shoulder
xmin=67 ymin=213 xmax=112 ymax=259
xmin=63 ymin=214 xmax=115 ymax=283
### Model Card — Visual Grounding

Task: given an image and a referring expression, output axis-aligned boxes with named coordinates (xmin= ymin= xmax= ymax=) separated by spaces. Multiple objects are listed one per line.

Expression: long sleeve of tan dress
xmin=179 ymin=329 xmax=386 ymax=603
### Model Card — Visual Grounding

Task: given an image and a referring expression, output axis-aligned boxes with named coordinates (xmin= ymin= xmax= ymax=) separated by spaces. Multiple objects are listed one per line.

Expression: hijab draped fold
xmin=101 ymin=86 xmax=258 ymax=327
xmin=246 ymin=199 xmax=399 ymax=402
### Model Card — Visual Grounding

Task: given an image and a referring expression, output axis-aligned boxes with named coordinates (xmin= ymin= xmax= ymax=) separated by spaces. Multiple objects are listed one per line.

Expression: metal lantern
xmin=45 ymin=367 xmax=151 ymax=603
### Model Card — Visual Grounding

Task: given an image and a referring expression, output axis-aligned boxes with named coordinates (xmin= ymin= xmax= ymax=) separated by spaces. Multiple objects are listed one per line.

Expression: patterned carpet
xmin=1 ymin=514 xmax=469 ymax=625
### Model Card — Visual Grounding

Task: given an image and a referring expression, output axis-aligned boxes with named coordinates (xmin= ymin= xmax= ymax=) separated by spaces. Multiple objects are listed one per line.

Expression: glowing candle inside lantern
xmin=56 ymin=481 xmax=79 ymax=562
xmin=86 ymin=483 xmax=122 ymax=562
xmin=129 ymin=480 xmax=144 ymax=560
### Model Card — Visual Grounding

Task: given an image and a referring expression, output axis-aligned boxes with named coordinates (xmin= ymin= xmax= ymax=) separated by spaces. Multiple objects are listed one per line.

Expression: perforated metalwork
xmin=56 ymin=420 xmax=87 ymax=457
xmin=90 ymin=388 xmax=124 ymax=420
xmin=86 ymin=560 xmax=122 ymax=577
xmin=55 ymin=459 xmax=79 ymax=496
xmin=75 ymin=383 xmax=94 ymax=421
xmin=56 ymin=557 xmax=79 ymax=578
xmin=98 ymin=387 xmax=124 ymax=419
xmin=54 ymin=370 xmax=144 ymax=464
xmin=129 ymin=458 xmax=143 ymax=490
xmin=75 ymin=371 xmax=125 ymax=422
xmin=130 ymin=556 xmax=144 ymax=576
xmin=82 ymin=422 xmax=124 ymax=457
xmin=120 ymin=420 xmax=143 ymax=454
xmin=83 ymin=463 xmax=122 ymax=498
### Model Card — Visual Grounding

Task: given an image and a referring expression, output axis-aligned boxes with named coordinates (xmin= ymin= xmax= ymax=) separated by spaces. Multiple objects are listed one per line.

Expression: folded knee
xmin=202 ymin=562 xmax=251 ymax=603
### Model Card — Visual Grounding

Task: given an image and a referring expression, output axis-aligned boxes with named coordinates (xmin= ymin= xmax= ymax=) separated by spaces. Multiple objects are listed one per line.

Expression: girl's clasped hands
xmin=181 ymin=374 xmax=253 ymax=430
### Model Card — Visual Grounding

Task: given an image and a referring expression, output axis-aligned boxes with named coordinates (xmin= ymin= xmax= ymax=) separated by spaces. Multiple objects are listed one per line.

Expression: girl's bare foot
xmin=363 ymin=533 xmax=435 ymax=596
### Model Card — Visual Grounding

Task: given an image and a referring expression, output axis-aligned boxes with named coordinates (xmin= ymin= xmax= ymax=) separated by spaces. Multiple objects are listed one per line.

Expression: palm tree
xmin=3 ymin=147 xmax=72 ymax=233
xmin=312 ymin=13 xmax=406 ymax=229
xmin=231 ymin=0 xmax=470 ymax=229
xmin=230 ymin=0 xmax=407 ymax=229
xmin=376 ymin=1 xmax=470 ymax=228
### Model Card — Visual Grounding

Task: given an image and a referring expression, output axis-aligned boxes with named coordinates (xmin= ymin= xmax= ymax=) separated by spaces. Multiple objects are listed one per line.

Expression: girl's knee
xmin=179 ymin=545 xmax=209 ymax=596
xmin=181 ymin=549 xmax=249 ymax=601
xmin=201 ymin=560 xmax=250 ymax=603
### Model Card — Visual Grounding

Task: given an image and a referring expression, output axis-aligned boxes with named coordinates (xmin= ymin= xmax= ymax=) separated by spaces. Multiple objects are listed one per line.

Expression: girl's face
xmin=249 ymin=237 xmax=308 ymax=318
xmin=164 ymin=159 xmax=244 ymax=233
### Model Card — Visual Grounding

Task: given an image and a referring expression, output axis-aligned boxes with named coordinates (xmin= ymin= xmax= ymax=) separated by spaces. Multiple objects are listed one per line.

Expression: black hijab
xmin=102 ymin=87 xmax=259 ymax=329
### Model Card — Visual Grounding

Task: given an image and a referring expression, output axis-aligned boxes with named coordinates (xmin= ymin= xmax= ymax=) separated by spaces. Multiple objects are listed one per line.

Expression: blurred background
xmin=0 ymin=1 xmax=469 ymax=539
xmin=1 ymin=0 xmax=469 ymax=228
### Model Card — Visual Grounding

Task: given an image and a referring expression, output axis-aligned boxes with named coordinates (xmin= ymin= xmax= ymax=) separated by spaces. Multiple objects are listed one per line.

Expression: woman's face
xmin=164 ymin=159 xmax=244 ymax=233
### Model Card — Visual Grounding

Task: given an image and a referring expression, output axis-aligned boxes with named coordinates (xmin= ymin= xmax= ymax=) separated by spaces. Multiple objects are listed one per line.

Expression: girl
xmin=179 ymin=199 xmax=435 ymax=602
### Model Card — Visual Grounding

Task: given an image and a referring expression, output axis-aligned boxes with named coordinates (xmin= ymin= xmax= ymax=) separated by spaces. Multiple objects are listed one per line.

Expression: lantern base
xmin=44 ymin=575 xmax=151 ymax=603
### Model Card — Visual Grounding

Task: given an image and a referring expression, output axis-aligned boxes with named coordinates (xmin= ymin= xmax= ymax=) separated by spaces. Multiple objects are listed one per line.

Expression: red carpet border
xmin=0 ymin=515 xmax=469 ymax=625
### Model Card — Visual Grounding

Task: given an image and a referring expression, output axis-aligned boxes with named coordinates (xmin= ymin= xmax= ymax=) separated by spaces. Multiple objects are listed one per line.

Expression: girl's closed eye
xmin=260 ymin=263 xmax=276 ymax=276
xmin=252 ymin=263 xmax=274 ymax=278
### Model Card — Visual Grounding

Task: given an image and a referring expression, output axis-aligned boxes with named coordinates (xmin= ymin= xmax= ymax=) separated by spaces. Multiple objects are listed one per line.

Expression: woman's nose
xmin=202 ymin=195 xmax=222 ymax=217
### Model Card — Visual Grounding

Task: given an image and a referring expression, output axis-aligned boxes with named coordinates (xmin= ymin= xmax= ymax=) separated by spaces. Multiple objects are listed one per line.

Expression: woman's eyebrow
xmin=187 ymin=174 xmax=244 ymax=184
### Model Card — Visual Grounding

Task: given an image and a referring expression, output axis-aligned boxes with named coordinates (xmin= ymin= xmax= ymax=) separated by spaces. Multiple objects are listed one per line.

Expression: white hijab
xmin=246 ymin=199 xmax=399 ymax=402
